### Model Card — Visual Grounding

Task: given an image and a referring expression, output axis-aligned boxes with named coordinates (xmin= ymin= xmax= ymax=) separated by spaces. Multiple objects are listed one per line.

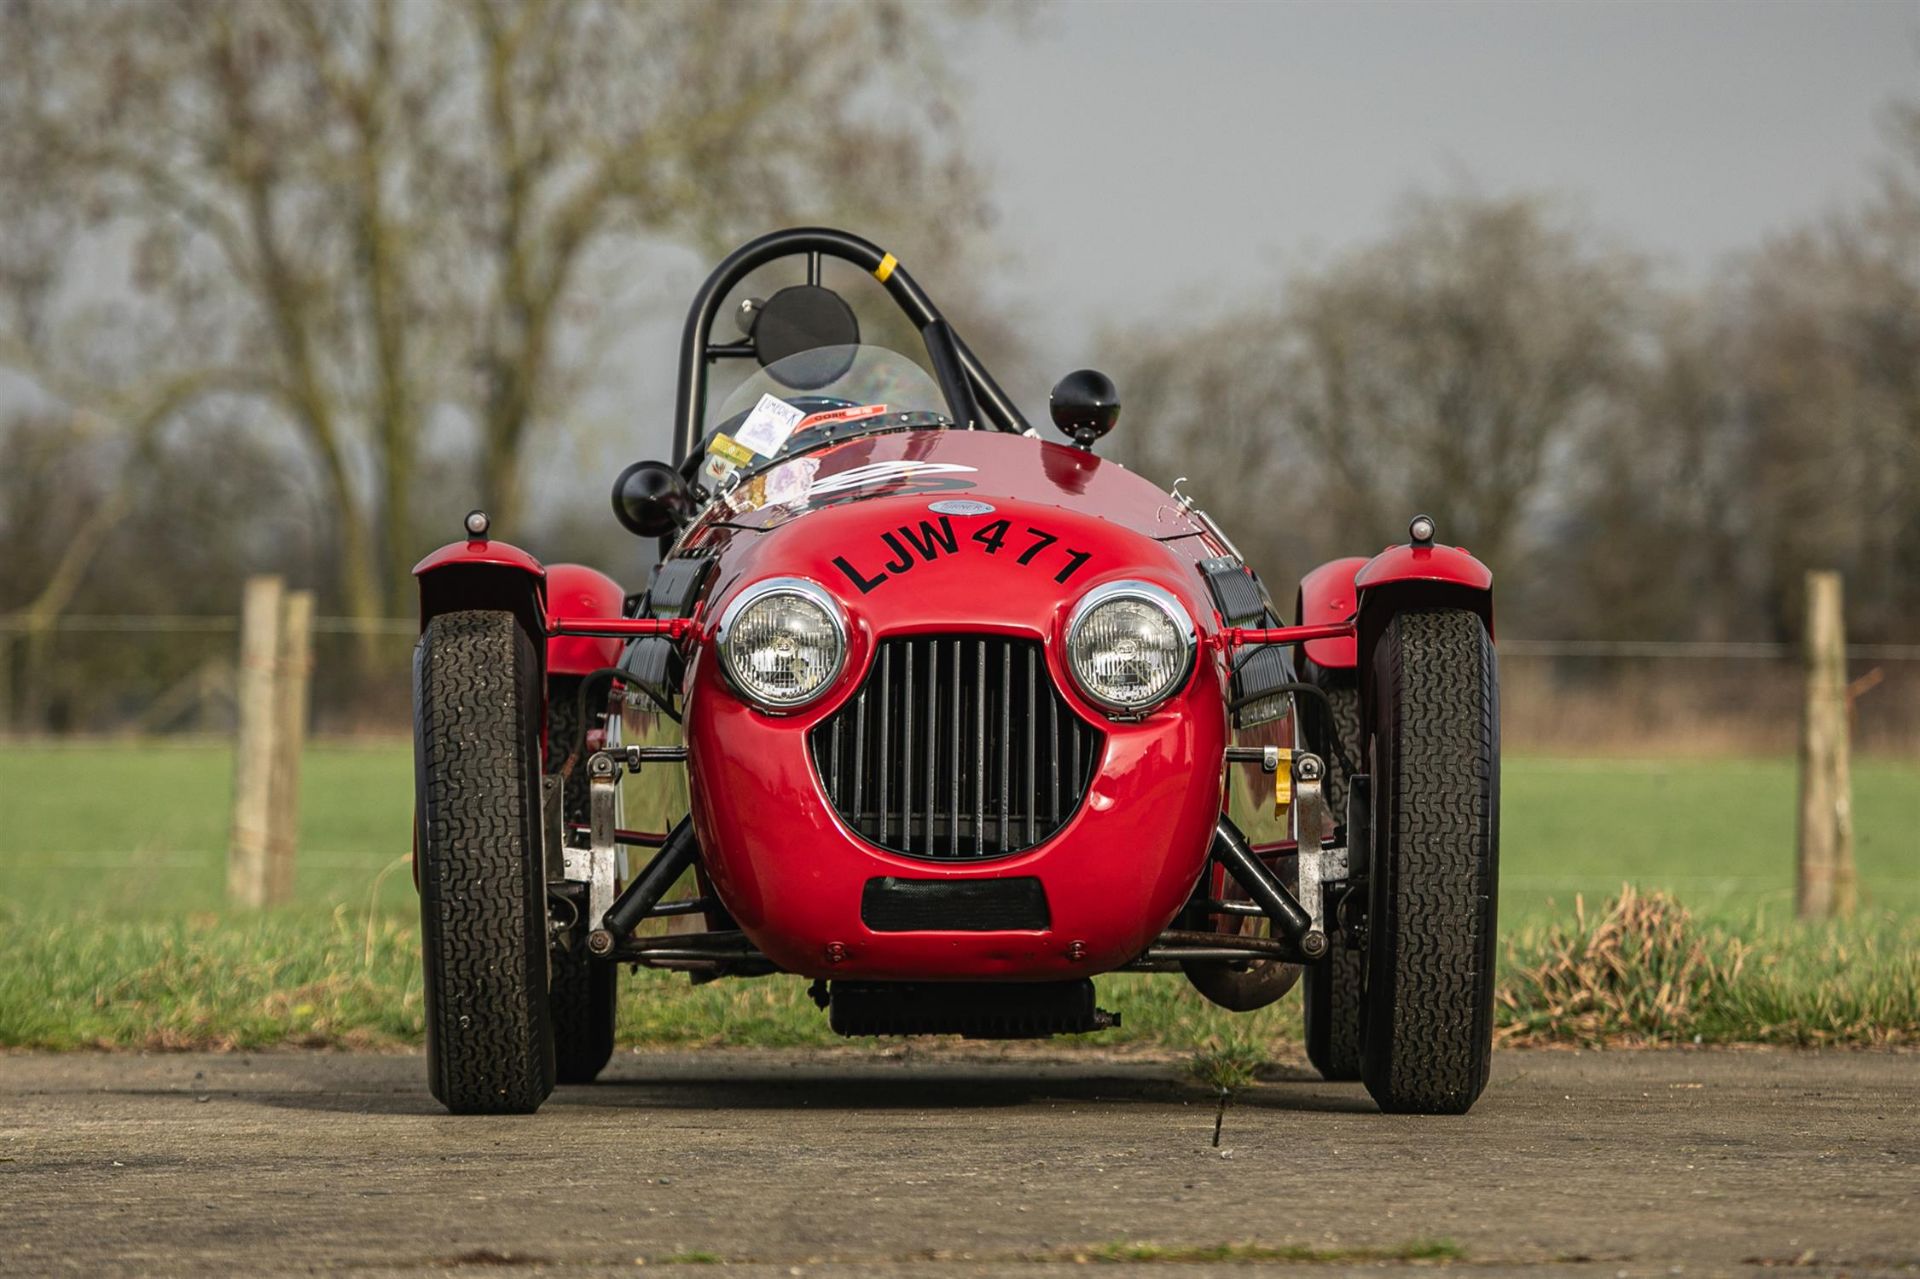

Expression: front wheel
xmin=1361 ymin=608 xmax=1499 ymax=1115
xmin=415 ymin=609 xmax=556 ymax=1114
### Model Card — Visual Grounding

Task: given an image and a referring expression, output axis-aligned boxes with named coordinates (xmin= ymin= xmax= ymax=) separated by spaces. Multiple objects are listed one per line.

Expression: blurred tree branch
xmin=0 ymin=0 xmax=1005 ymax=656
xmin=1113 ymin=191 xmax=1647 ymax=592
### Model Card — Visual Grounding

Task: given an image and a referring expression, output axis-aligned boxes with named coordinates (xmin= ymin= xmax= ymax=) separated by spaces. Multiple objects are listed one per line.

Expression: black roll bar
xmin=670 ymin=226 xmax=1032 ymax=463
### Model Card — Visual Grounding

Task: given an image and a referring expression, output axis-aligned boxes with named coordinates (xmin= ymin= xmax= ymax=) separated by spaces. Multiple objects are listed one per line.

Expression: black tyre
xmin=414 ymin=609 xmax=555 ymax=1115
xmin=545 ymin=676 xmax=617 ymax=1085
xmin=1298 ymin=657 xmax=1365 ymax=1082
xmin=1360 ymin=608 xmax=1499 ymax=1115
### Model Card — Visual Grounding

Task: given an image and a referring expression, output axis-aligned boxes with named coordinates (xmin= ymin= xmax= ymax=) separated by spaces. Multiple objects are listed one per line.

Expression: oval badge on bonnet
xmin=928 ymin=499 xmax=996 ymax=516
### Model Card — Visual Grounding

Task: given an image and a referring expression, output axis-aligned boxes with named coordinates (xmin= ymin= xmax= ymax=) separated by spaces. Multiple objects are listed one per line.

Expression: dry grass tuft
xmin=1498 ymin=886 xmax=1730 ymax=1044
xmin=1498 ymin=885 xmax=1920 ymax=1047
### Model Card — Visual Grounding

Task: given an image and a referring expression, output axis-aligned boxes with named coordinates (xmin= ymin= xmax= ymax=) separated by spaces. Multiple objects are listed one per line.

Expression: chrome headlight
xmin=1065 ymin=581 xmax=1196 ymax=716
xmin=716 ymin=578 xmax=847 ymax=709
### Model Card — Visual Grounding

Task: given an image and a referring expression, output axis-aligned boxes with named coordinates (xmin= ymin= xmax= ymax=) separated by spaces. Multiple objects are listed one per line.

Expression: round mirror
xmin=752 ymin=285 xmax=861 ymax=389
xmin=612 ymin=460 xmax=695 ymax=538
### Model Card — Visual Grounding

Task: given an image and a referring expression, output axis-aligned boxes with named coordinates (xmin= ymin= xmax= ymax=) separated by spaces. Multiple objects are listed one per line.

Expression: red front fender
xmin=1295 ymin=556 xmax=1371 ymax=670
xmin=1296 ymin=544 xmax=1493 ymax=673
xmin=1353 ymin=542 xmax=1494 ymax=595
xmin=413 ymin=537 xmax=548 ymax=660
xmin=1354 ymin=543 xmax=1495 ymax=717
xmin=1354 ymin=541 xmax=1494 ymax=642
xmin=544 ymin=563 xmax=627 ymax=674
xmin=413 ymin=540 xmax=629 ymax=676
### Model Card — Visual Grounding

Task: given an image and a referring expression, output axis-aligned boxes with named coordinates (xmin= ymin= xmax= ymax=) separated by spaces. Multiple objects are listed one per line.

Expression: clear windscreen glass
xmin=709 ymin=345 xmax=951 ymax=470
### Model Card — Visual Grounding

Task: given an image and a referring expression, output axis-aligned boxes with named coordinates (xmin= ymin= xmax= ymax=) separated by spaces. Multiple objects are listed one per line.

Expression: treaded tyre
xmin=1299 ymin=657 xmax=1364 ymax=1082
xmin=545 ymin=675 xmax=617 ymax=1085
xmin=415 ymin=609 xmax=556 ymax=1115
xmin=1361 ymin=608 xmax=1499 ymax=1115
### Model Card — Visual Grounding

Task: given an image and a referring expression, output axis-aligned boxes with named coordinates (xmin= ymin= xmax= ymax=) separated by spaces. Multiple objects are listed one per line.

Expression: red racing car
xmin=411 ymin=228 xmax=1499 ymax=1116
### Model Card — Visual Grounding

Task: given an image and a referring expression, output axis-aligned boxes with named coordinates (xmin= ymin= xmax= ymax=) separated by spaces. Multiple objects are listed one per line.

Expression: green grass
xmin=1187 ymin=1034 xmax=1267 ymax=1092
xmin=0 ymin=741 xmax=1915 ymax=1051
xmin=0 ymin=740 xmax=418 ymax=916
xmin=1500 ymin=755 xmax=1920 ymax=918
xmin=3 ymin=743 xmax=1913 ymax=921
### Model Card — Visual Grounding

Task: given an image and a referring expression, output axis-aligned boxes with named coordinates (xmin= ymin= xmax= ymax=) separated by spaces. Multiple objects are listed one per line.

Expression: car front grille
xmin=809 ymin=635 xmax=1102 ymax=860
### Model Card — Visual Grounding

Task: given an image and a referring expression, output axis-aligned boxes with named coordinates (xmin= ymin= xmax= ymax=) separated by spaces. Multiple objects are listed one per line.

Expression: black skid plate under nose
xmin=826 ymin=980 xmax=1118 ymax=1038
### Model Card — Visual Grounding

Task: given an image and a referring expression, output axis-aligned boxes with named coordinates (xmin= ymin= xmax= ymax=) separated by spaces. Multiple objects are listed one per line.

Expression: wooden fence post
xmin=228 ymin=575 xmax=283 ymax=908
xmin=1797 ymin=570 xmax=1856 ymax=919
xmin=0 ymin=629 xmax=12 ymax=734
xmin=265 ymin=589 xmax=314 ymax=906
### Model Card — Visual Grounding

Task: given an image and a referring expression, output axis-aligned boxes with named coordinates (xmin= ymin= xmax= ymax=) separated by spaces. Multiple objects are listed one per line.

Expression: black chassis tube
xmin=599 ymin=815 xmax=700 ymax=939
xmin=672 ymin=226 xmax=1031 ymax=462
xmin=922 ymin=317 xmax=979 ymax=432
xmin=1210 ymin=815 xmax=1318 ymax=952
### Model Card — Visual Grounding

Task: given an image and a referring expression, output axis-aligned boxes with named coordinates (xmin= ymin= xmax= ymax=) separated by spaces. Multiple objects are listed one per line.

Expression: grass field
xmin=1 ymin=741 xmax=1915 ymax=1051
xmin=3 ymin=741 xmax=1914 ymax=920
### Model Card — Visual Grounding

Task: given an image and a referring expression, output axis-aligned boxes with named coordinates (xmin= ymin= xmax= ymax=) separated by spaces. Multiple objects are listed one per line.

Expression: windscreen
xmin=714 ymin=346 xmax=947 ymax=441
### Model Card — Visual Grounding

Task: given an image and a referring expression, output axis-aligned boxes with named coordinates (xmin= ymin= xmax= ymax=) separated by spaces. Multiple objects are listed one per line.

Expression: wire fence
xmin=3 ymin=614 xmax=1917 ymax=753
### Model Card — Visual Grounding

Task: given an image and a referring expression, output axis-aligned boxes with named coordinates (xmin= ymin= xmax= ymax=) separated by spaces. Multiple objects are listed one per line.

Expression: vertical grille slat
xmin=876 ymin=647 xmax=890 ymax=842
xmin=1025 ymin=654 xmax=1037 ymax=848
xmin=812 ymin=635 xmax=1100 ymax=861
xmin=851 ymin=683 xmax=867 ymax=825
xmin=998 ymin=644 xmax=1011 ymax=854
xmin=829 ymin=713 xmax=843 ymax=803
xmin=924 ymin=641 xmax=938 ymax=849
xmin=974 ymin=639 xmax=987 ymax=859
xmin=1047 ymin=679 xmax=1061 ymax=827
xmin=901 ymin=642 xmax=914 ymax=849
xmin=948 ymin=640 xmax=961 ymax=858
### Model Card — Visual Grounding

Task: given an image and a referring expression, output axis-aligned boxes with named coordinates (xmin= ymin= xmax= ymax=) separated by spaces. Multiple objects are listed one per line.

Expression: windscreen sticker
xmin=706 ymin=432 xmax=755 ymax=467
xmin=796 ymin=403 xmax=889 ymax=431
xmin=763 ymin=456 xmax=820 ymax=507
xmin=732 ymin=393 xmax=806 ymax=457
xmin=832 ymin=515 xmax=1093 ymax=595
xmin=725 ymin=459 xmax=976 ymax=524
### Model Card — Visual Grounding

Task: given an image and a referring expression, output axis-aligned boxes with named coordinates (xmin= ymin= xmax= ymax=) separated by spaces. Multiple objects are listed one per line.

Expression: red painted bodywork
xmin=544 ymin=563 xmax=628 ymax=674
xmin=677 ymin=430 xmax=1230 ymax=980
xmin=1294 ymin=545 xmax=1493 ymax=670
xmin=412 ymin=541 xmax=629 ymax=674
xmin=413 ymin=537 xmax=544 ymax=578
xmin=1353 ymin=542 xmax=1494 ymax=593
xmin=1296 ymin=556 xmax=1370 ymax=669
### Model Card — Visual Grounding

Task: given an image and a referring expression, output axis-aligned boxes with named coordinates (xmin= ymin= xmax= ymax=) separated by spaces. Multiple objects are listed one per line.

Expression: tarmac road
xmin=0 ymin=1049 xmax=1914 ymax=1278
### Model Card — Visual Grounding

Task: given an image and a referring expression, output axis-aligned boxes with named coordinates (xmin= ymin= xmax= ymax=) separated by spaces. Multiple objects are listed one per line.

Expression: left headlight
xmin=1065 ymin=581 xmax=1196 ymax=717
xmin=717 ymin=577 xmax=847 ymax=710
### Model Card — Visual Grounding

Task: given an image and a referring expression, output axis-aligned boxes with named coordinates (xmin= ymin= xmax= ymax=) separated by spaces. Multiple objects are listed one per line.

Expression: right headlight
xmin=716 ymin=577 xmax=847 ymax=710
xmin=1065 ymin=581 xmax=1196 ymax=717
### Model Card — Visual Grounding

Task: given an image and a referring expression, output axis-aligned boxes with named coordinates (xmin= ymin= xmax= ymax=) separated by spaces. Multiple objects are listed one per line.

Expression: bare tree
xmin=1114 ymin=192 xmax=1648 ymax=606
xmin=1542 ymin=297 xmax=1757 ymax=640
xmin=1715 ymin=105 xmax=1920 ymax=642
xmin=0 ymin=0 xmax=1002 ymax=649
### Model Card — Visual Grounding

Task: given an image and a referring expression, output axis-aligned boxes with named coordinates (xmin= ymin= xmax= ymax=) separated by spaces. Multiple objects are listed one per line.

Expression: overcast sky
xmin=563 ymin=0 xmax=1920 ymax=483
xmin=953 ymin=0 xmax=1920 ymax=377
